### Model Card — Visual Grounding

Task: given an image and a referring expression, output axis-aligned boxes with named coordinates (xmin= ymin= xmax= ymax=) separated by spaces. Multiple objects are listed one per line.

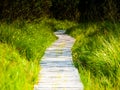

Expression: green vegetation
xmin=0 ymin=0 xmax=119 ymax=21
xmin=0 ymin=0 xmax=120 ymax=90
xmin=0 ymin=19 xmax=57 ymax=90
xmin=0 ymin=43 xmax=39 ymax=90
xmin=66 ymin=21 xmax=120 ymax=90
xmin=0 ymin=17 xmax=120 ymax=90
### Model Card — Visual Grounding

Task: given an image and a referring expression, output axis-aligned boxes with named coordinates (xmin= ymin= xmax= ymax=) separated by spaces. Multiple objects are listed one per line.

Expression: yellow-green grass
xmin=40 ymin=18 xmax=77 ymax=31
xmin=0 ymin=19 xmax=57 ymax=90
xmin=1 ymin=18 xmax=120 ymax=90
xmin=0 ymin=43 xmax=39 ymax=90
xmin=66 ymin=21 xmax=120 ymax=90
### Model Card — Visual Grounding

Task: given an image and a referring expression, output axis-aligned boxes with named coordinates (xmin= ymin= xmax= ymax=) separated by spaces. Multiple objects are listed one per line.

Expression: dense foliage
xmin=0 ymin=0 xmax=119 ymax=21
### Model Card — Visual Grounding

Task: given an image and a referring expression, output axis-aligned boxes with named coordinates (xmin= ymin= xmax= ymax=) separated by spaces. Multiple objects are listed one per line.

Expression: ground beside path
xmin=34 ymin=30 xmax=83 ymax=90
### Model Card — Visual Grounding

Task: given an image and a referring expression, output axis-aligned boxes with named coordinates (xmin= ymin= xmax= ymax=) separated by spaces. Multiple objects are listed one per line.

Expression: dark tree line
xmin=0 ymin=0 xmax=119 ymax=22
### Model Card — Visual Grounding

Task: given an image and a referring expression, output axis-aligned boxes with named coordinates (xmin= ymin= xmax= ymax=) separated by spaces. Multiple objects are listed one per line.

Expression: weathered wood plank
xmin=34 ymin=30 xmax=83 ymax=90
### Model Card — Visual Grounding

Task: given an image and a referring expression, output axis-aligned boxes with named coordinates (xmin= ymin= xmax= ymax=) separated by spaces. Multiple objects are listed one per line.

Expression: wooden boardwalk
xmin=34 ymin=30 xmax=83 ymax=90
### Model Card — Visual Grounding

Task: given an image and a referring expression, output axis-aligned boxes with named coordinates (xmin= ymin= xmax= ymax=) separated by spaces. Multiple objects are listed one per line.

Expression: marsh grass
xmin=0 ymin=19 xmax=57 ymax=90
xmin=0 ymin=19 xmax=57 ymax=60
xmin=66 ymin=21 xmax=120 ymax=90
xmin=0 ymin=43 xmax=39 ymax=90
xmin=1 ymin=17 xmax=120 ymax=90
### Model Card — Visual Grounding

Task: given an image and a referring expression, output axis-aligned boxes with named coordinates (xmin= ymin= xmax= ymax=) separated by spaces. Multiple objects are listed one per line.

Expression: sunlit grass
xmin=0 ymin=43 xmax=39 ymax=90
xmin=67 ymin=21 xmax=120 ymax=90
xmin=0 ymin=19 xmax=57 ymax=90
xmin=1 ymin=18 xmax=120 ymax=90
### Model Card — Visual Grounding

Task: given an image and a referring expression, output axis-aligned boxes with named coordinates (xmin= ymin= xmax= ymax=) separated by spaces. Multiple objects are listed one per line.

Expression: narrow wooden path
xmin=34 ymin=30 xmax=83 ymax=90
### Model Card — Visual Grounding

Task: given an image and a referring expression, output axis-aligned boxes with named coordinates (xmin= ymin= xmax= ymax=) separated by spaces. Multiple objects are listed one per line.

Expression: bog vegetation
xmin=0 ymin=0 xmax=120 ymax=90
xmin=66 ymin=21 xmax=120 ymax=90
xmin=0 ymin=19 xmax=57 ymax=90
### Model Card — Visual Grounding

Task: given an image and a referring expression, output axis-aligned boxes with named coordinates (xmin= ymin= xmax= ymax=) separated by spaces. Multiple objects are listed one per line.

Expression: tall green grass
xmin=0 ymin=19 xmax=57 ymax=61
xmin=0 ymin=19 xmax=57 ymax=90
xmin=66 ymin=21 xmax=120 ymax=90
xmin=1 ymin=18 xmax=119 ymax=90
xmin=0 ymin=43 xmax=39 ymax=90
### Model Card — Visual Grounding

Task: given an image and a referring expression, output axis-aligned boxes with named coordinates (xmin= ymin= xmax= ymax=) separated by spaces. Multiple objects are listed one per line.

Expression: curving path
xmin=34 ymin=30 xmax=83 ymax=90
